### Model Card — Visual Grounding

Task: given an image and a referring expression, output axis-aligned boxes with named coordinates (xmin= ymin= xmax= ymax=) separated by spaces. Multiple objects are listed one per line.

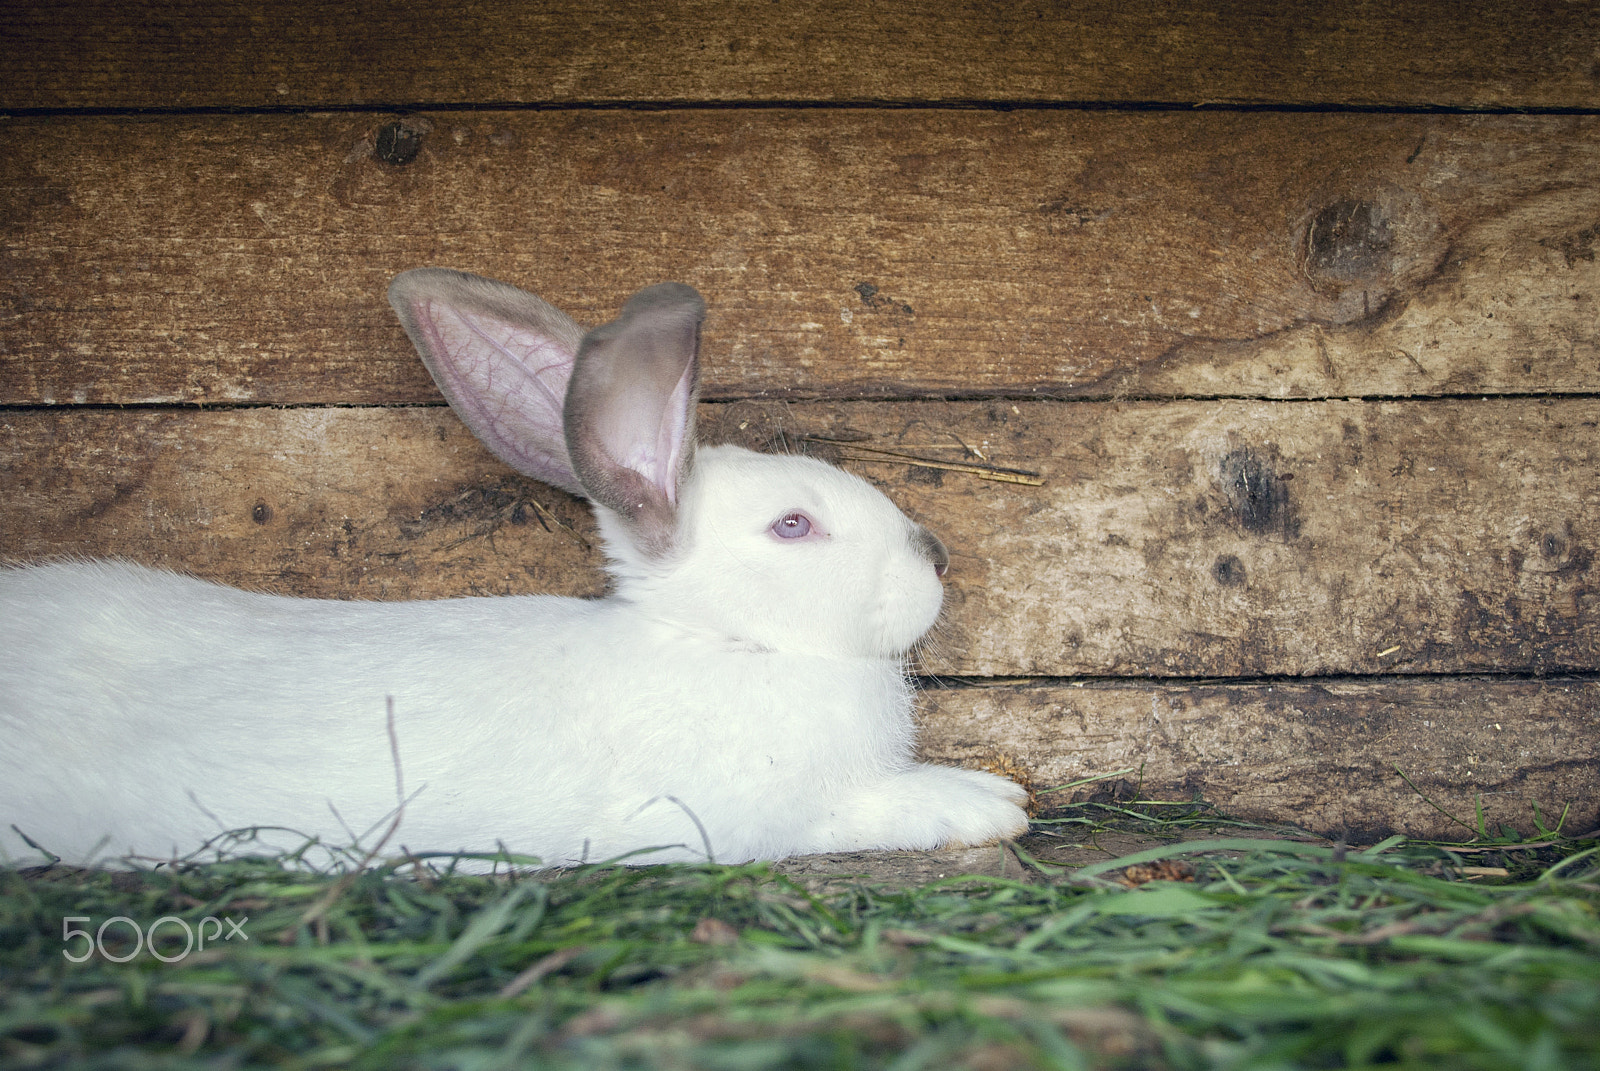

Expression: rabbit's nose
xmin=912 ymin=526 xmax=950 ymax=579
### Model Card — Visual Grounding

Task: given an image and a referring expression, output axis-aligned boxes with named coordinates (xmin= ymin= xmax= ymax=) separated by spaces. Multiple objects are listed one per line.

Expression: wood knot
xmin=1306 ymin=200 xmax=1392 ymax=286
xmin=1298 ymin=190 xmax=1445 ymax=325
xmin=375 ymin=120 xmax=426 ymax=166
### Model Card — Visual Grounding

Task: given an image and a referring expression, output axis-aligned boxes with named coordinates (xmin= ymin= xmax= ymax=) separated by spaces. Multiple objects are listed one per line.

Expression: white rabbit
xmin=0 ymin=269 xmax=1028 ymax=869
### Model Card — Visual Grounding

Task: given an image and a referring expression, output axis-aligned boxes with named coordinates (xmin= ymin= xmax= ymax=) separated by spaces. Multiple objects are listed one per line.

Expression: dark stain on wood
xmin=398 ymin=477 xmax=590 ymax=552
xmin=854 ymin=282 xmax=915 ymax=316
xmin=1211 ymin=554 xmax=1246 ymax=587
xmin=1540 ymin=222 xmax=1600 ymax=268
xmin=1218 ymin=446 xmax=1299 ymax=539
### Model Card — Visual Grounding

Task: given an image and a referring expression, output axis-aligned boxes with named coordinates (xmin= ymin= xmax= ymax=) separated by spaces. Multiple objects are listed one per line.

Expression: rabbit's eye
xmin=771 ymin=512 xmax=813 ymax=539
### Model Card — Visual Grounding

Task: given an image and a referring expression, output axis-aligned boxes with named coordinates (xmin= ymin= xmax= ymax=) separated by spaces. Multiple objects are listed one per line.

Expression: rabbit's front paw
xmin=920 ymin=765 xmax=1031 ymax=848
xmin=808 ymin=764 xmax=1030 ymax=854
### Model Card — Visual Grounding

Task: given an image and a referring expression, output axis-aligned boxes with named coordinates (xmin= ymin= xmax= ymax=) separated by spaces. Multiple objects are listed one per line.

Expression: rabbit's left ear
xmin=388 ymin=268 xmax=587 ymax=497
xmin=564 ymin=283 xmax=705 ymax=558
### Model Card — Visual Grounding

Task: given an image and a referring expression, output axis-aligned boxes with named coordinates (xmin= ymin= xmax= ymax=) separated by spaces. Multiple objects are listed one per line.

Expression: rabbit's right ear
xmin=388 ymin=268 xmax=587 ymax=496
xmin=565 ymin=283 xmax=706 ymax=558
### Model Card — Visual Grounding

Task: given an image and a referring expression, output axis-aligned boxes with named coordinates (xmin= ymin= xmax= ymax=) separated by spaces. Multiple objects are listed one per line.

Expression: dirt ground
xmin=770 ymin=828 xmax=1330 ymax=891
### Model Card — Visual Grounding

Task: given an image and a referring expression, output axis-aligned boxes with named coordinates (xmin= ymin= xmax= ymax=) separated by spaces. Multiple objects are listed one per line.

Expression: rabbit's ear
xmin=388 ymin=268 xmax=587 ymax=496
xmin=565 ymin=283 xmax=705 ymax=557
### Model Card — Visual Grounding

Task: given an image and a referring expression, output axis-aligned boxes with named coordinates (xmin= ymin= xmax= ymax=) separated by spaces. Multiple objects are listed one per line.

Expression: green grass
xmin=2 ymin=807 xmax=1597 ymax=1070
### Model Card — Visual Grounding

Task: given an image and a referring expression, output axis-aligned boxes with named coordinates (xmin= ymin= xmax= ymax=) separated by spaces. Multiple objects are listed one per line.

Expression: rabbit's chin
xmin=593 ymin=445 xmax=947 ymax=662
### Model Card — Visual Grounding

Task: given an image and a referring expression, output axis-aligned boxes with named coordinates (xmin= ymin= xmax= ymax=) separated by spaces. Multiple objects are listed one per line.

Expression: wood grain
xmin=2 ymin=0 xmax=1595 ymax=110
xmin=4 ymin=112 xmax=1598 ymax=405
xmin=5 ymin=398 xmax=1594 ymax=678
xmin=0 ymin=407 xmax=605 ymax=601
xmin=921 ymin=679 xmax=1600 ymax=841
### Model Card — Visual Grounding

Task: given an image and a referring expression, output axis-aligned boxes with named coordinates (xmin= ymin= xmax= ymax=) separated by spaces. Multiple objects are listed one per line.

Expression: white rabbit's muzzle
xmin=870 ymin=526 xmax=947 ymax=657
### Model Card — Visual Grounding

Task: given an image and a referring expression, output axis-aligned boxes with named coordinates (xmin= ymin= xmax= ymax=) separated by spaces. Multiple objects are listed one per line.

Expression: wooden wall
xmin=2 ymin=1 xmax=1596 ymax=840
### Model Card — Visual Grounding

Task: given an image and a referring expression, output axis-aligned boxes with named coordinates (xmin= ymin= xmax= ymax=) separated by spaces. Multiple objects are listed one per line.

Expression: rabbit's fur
xmin=0 ymin=270 xmax=1028 ymax=868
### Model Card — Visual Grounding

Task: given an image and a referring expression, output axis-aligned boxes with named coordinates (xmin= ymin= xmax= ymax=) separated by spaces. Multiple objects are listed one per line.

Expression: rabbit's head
xmin=389 ymin=269 xmax=948 ymax=660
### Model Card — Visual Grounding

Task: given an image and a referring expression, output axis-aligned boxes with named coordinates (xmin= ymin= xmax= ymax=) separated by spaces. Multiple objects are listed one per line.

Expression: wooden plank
xmin=0 ymin=407 xmax=606 ymax=600
xmin=1 ymin=1 xmax=1595 ymax=111
xmin=4 ymin=111 xmax=1599 ymax=405
xmin=4 ymin=397 xmax=1595 ymax=678
xmin=921 ymin=679 xmax=1600 ymax=841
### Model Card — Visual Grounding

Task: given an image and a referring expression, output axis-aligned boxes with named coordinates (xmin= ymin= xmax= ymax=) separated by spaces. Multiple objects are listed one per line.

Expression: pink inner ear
xmin=635 ymin=347 xmax=697 ymax=507
xmin=562 ymin=281 xmax=705 ymax=556
xmin=408 ymin=296 xmax=585 ymax=496
xmin=583 ymin=359 xmax=691 ymax=511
